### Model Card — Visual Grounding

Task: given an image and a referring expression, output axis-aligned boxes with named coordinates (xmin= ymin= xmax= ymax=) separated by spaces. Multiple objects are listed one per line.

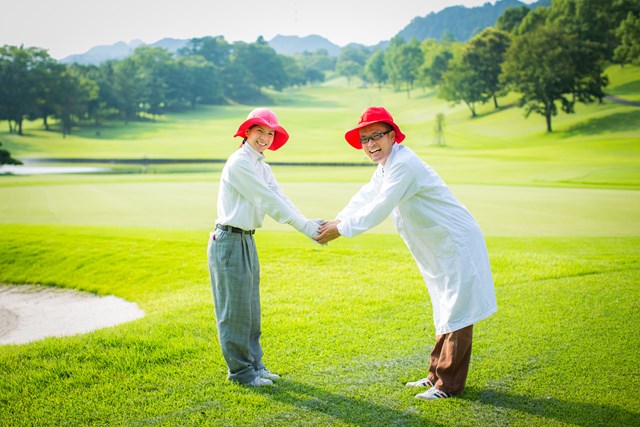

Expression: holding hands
xmin=314 ymin=220 xmax=341 ymax=245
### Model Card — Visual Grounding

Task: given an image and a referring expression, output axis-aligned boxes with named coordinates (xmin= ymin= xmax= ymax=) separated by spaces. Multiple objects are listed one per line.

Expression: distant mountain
xmin=397 ymin=0 xmax=550 ymax=42
xmin=60 ymin=38 xmax=189 ymax=65
xmin=268 ymin=35 xmax=341 ymax=57
xmin=60 ymin=40 xmax=144 ymax=65
xmin=60 ymin=0 xmax=551 ymax=65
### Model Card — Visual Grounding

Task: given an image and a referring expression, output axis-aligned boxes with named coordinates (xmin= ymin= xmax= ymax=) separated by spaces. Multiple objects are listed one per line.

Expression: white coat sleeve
xmin=336 ymin=168 xmax=383 ymax=220
xmin=227 ymin=157 xmax=315 ymax=237
xmin=338 ymin=161 xmax=418 ymax=238
xmin=263 ymin=163 xmax=304 ymax=217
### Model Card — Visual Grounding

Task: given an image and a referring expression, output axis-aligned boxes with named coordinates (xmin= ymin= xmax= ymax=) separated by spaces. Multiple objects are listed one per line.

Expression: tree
xmin=439 ymin=59 xmax=486 ymax=117
xmin=464 ymin=28 xmax=511 ymax=108
xmin=0 ymin=45 xmax=57 ymax=135
xmin=54 ymin=65 xmax=98 ymax=136
xmin=384 ymin=36 xmax=406 ymax=91
xmin=428 ymin=50 xmax=453 ymax=87
xmin=396 ymin=39 xmax=423 ymax=97
xmin=112 ymin=57 xmax=145 ymax=122
xmin=433 ymin=113 xmax=446 ymax=147
xmin=547 ymin=0 xmax=640 ymax=62
xmin=232 ymin=38 xmax=288 ymax=94
xmin=280 ymin=55 xmax=305 ymax=87
xmin=295 ymin=49 xmax=335 ymax=75
xmin=179 ymin=36 xmax=231 ymax=68
xmin=502 ymin=25 xmax=607 ymax=132
xmin=496 ymin=5 xmax=530 ymax=32
xmin=613 ymin=11 xmax=640 ymax=66
xmin=130 ymin=46 xmax=173 ymax=118
xmin=335 ymin=60 xmax=361 ymax=86
xmin=365 ymin=50 xmax=387 ymax=89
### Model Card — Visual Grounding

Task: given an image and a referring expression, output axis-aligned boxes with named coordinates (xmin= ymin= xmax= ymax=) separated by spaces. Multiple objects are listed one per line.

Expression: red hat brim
xmin=344 ymin=107 xmax=406 ymax=149
xmin=234 ymin=118 xmax=289 ymax=151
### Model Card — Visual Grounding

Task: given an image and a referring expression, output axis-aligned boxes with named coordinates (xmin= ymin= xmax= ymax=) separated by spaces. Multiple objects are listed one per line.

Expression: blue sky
xmin=2 ymin=0 xmax=536 ymax=59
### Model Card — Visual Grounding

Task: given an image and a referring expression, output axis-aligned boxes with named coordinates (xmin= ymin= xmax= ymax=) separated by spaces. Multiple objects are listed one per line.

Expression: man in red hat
xmin=208 ymin=107 xmax=321 ymax=387
xmin=315 ymin=106 xmax=497 ymax=400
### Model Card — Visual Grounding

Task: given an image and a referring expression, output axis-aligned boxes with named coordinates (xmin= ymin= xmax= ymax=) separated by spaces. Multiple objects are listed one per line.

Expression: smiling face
xmin=358 ymin=123 xmax=396 ymax=166
xmin=245 ymin=125 xmax=275 ymax=153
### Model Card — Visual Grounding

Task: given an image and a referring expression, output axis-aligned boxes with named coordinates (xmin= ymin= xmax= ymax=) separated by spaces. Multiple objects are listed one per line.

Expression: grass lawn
xmin=0 ymin=64 xmax=639 ymax=426
xmin=0 ymin=227 xmax=638 ymax=426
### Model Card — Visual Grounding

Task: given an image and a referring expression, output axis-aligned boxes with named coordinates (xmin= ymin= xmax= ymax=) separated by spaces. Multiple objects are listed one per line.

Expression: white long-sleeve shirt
xmin=337 ymin=143 xmax=497 ymax=334
xmin=216 ymin=143 xmax=314 ymax=237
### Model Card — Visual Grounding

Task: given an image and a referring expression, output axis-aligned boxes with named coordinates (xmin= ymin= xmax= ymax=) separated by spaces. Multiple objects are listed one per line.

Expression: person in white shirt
xmin=315 ymin=106 xmax=497 ymax=400
xmin=208 ymin=108 xmax=321 ymax=387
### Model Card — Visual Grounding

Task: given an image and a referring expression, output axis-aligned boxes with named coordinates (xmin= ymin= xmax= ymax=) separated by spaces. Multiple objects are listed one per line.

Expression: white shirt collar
xmin=381 ymin=143 xmax=400 ymax=173
xmin=242 ymin=142 xmax=264 ymax=163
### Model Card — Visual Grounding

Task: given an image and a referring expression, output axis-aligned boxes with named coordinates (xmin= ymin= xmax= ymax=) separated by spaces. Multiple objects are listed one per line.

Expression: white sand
xmin=0 ymin=285 xmax=144 ymax=345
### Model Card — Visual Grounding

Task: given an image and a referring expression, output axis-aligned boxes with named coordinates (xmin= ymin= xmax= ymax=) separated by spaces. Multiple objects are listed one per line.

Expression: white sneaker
xmin=247 ymin=376 xmax=273 ymax=387
xmin=405 ymin=377 xmax=434 ymax=387
xmin=257 ymin=368 xmax=281 ymax=381
xmin=415 ymin=386 xmax=452 ymax=400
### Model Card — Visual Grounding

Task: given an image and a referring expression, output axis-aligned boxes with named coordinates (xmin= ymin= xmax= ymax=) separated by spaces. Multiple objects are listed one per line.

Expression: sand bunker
xmin=0 ymin=285 xmax=144 ymax=345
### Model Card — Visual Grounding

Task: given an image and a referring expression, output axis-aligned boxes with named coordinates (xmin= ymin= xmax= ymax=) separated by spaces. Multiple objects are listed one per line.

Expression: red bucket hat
xmin=344 ymin=106 xmax=406 ymax=149
xmin=234 ymin=108 xmax=290 ymax=151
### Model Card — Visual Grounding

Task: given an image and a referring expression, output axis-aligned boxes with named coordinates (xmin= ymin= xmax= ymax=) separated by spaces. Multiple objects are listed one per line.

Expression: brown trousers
xmin=427 ymin=324 xmax=473 ymax=395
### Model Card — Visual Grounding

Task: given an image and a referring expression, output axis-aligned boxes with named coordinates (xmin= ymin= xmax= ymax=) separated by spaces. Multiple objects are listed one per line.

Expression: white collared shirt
xmin=216 ymin=143 xmax=308 ymax=233
xmin=337 ymin=143 xmax=497 ymax=334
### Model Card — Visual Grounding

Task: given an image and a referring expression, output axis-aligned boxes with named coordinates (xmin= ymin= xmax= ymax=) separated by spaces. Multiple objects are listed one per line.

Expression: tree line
xmin=1 ymin=0 xmax=639 ymax=135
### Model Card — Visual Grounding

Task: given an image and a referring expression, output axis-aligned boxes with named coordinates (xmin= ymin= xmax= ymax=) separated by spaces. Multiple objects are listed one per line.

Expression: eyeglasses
xmin=359 ymin=130 xmax=392 ymax=145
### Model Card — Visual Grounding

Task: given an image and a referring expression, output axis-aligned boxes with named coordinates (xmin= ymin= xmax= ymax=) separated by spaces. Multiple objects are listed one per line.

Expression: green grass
xmin=0 ymin=226 xmax=638 ymax=426
xmin=0 ymin=64 xmax=639 ymax=426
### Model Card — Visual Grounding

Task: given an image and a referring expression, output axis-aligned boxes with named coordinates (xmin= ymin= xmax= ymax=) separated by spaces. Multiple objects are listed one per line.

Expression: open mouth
xmin=369 ymin=148 xmax=381 ymax=154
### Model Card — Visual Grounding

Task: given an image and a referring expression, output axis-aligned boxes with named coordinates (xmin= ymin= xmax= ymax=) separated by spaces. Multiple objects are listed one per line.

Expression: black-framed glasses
xmin=359 ymin=130 xmax=392 ymax=145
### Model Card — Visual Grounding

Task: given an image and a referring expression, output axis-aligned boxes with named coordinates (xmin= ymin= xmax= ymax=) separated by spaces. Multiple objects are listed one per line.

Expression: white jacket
xmin=337 ymin=143 xmax=497 ymax=334
xmin=216 ymin=143 xmax=317 ymax=238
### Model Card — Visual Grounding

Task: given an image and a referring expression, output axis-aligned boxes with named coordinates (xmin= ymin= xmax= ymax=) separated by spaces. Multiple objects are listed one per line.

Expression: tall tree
xmin=232 ymin=38 xmax=288 ymax=94
xmin=396 ymin=39 xmax=423 ymax=97
xmin=439 ymin=59 xmax=486 ymax=117
xmin=502 ymin=25 xmax=607 ymax=132
xmin=54 ymin=65 xmax=98 ymax=136
xmin=613 ymin=11 xmax=640 ymax=66
xmin=179 ymin=36 xmax=230 ymax=68
xmin=463 ymin=28 xmax=511 ymax=108
xmin=547 ymin=0 xmax=640 ymax=61
xmin=130 ymin=46 xmax=173 ymax=117
xmin=384 ymin=36 xmax=407 ymax=91
xmin=365 ymin=50 xmax=387 ymax=89
xmin=496 ymin=5 xmax=530 ymax=32
xmin=112 ymin=57 xmax=145 ymax=123
xmin=0 ymin=46 xmax=57 ymax=135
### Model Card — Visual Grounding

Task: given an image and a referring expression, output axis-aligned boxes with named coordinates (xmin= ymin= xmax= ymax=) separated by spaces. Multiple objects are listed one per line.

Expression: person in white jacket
xmin=209 ymin=108 xmax=321 ymax=387
xmin=315 ymin=106 xmax=497 ymax=400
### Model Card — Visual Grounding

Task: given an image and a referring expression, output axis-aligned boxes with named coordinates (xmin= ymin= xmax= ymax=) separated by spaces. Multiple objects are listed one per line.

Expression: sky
xmin=2 ymin=0 xmax=537 ymax=60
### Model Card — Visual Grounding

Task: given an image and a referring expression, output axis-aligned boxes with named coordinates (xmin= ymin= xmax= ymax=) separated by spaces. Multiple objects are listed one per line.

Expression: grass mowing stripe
xmin=2 ymin=179 xmax=639 ymax=237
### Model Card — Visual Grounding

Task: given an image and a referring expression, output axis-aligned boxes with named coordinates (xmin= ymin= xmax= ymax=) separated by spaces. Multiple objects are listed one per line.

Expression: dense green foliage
xmin=2 ymin=0 xmax=638 ymax=135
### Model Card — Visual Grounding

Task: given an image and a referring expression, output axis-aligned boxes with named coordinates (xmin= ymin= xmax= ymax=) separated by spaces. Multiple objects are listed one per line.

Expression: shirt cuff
xmin=336 ymin=221 xmax=350 ymax=238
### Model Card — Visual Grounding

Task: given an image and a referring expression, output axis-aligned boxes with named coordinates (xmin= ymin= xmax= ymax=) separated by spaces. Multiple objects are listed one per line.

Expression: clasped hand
xmin=314 ymin=220 xmax=341 ymax=245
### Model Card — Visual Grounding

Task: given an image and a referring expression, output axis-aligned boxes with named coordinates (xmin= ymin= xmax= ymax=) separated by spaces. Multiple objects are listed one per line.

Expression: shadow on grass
xmin=251 ymin=379 xmax=446 ymax=427
xmin=249 ymin=381 xmax=639 ymax=426
xmin=561 ymin=110 xmax=640 ymax=137
xmin=608 ymin=80 xmax=640 ymax=98
xmin=464 ymin=387 xmax=639 ymax=426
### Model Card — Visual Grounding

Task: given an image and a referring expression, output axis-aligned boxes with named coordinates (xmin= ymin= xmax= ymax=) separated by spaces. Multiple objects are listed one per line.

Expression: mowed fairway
xmin=1 ymin=66 xmax=639 ymax=426
xmin=1 ymin=176 xmax=639 ymax=237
